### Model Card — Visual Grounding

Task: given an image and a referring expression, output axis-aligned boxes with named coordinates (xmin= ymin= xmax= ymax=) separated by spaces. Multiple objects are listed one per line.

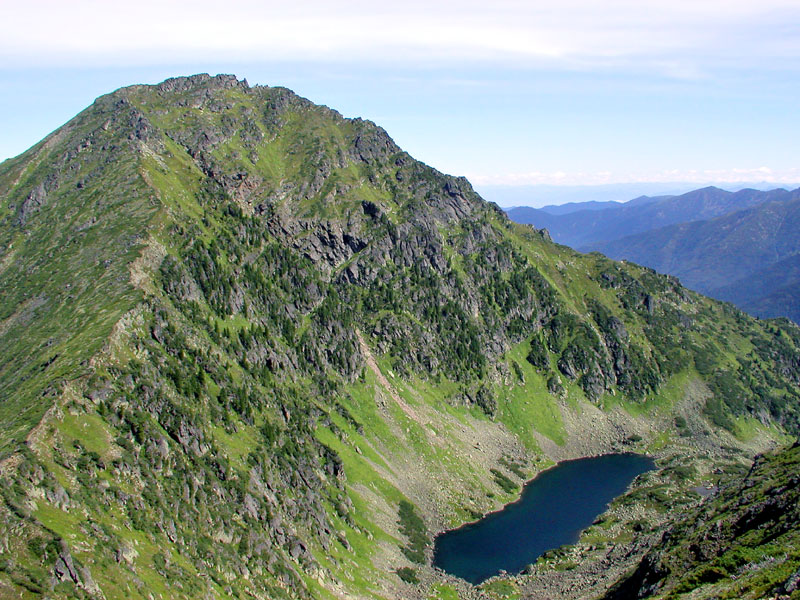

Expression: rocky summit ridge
xmin=0 ymin=74 xmax=799 ymax=600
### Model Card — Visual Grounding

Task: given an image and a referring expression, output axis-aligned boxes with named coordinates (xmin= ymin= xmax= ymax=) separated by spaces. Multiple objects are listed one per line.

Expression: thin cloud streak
xmin=468 ymin=167 xmax=800 ymax=187
xmin=3 ymin=1 xmax=800 ymax=77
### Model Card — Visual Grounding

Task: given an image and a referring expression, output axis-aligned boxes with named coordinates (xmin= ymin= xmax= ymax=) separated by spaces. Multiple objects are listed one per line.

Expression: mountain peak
xmin=154 ymin=73 xmax=249 ymax=93
xmin=2 ymin=75 xmax=800 ymax=600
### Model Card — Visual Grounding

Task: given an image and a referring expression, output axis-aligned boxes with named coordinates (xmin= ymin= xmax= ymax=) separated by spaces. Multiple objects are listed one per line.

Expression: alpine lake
xmin=433 ymin=453 xmax=655 ymax=584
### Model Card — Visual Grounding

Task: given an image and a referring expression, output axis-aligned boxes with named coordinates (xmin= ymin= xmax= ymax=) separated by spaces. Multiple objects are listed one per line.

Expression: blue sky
xmin=2 ymin=0 xmax=800 ymax=200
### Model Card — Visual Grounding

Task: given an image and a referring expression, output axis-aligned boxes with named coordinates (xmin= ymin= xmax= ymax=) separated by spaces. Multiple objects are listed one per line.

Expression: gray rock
xmin=16 ymin=184 xmax=47 ymax=226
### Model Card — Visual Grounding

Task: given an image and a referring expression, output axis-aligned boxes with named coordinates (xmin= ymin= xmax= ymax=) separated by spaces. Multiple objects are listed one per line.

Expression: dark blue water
xmin=433 ymin=453 xmax=654 ymax=584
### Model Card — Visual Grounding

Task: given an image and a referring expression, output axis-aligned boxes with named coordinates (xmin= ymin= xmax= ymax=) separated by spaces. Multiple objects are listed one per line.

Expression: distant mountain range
xmin=506 ymin=186 xmax=800 ymax=322
xmin=531 ymin=195 xmax=661 ymax=216
xmin=477 ymin=181 xmax=800 ymax=209
xmin=4 ymin=74 xmax=800 ymax=600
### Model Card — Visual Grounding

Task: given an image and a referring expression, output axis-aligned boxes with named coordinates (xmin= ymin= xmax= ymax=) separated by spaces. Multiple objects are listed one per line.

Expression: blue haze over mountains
xmin=505 ymin=186 xmax=800 ymax=323
xmin=478 ymin=182 xmax=800 ymax=210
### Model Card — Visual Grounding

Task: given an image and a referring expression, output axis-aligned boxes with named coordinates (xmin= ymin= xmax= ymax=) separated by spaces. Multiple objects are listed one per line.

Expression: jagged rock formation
xmin=0 ymin=74 xmax=798 ymax=600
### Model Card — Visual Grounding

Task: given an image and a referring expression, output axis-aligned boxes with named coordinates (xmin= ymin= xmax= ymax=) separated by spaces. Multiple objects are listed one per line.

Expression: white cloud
xmin=467 ymin=167 xmax=800 ymax=187
xmin=3 ymin=0 xmax=799 ymax=75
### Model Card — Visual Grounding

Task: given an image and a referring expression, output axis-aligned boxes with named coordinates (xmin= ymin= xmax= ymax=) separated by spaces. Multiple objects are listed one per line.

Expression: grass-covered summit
xmin=0 ymin=73 xmax=798 ymax=599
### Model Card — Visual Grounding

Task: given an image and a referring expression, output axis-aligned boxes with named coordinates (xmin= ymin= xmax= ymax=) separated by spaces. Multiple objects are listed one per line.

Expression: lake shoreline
xmin=433 ymin=451 xmax=656 ymax=539
xmin=432 ymin=452 xmax=656 ymax=585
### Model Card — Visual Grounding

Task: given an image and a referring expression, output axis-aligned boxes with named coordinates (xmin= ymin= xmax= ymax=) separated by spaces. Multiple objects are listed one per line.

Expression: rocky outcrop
xmin=603 ymin=444 xmax=800 ymax=600
xmin=156 ymin=73 xmax=248 ymax=94
xmin=15 ymin=183 xmax=48 ymax=226
xmin=53 ymin=541 xmax=102 ymax=596
xmin=2 ymin=73 xmax=800 ymax=600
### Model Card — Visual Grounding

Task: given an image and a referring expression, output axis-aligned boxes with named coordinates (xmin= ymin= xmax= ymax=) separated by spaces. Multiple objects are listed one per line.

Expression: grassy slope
xmin=0 ymin=76 xmax=798 ymax=600
xmin=604 ymin=443 xmax=800 ymax=600
xmin=0 ymin=99 xmax=159 ymax=451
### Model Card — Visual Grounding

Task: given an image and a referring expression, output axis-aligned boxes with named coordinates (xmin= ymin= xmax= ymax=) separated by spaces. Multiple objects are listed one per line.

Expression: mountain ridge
xmin=507 ymin=186 xmax=799 ymax=249
xmin=1 ymin=74 xmax=799 ymax=600
xmin=603 ymin=442 xmax=800 ymax=600
xmin=506 ymin=185 xmax=800 ymax=323
xmin=591 ymin=194 xmax=800 ymax=322
xmin=522 ymin=194 xmax=662 ymax=216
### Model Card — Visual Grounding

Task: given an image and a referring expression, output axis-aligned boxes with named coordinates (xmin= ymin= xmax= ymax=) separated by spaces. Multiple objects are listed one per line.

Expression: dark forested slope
xmin=592 ymin=196 xmax=800 ymax=322
xmin=0 ymin=74 xmax=798 ymax=600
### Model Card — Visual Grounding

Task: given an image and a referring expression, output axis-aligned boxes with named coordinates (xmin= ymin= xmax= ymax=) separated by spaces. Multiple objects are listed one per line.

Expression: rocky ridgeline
xmin=0 ymin=74 xmax=799 ymax=600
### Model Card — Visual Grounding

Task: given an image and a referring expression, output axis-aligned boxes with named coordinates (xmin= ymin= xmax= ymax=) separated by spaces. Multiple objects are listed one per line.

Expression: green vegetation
xmin=498 ymin=455 xmax=528 ymax=479
xmin=490 ymin=468 xmax=519 ymax=494
xmin=398 ymin=500 xmax=429 ymax=564
xmin=0 ymin=74 xmax=798 ymax=600
xmin=482 ymin=579 xmax=521 ymax=599
xmin=605 ymin=443 xmax=800 ymax=600
xmin=428 ymin=583 xmax=460 ymax=600
xmin=395 ymin=566 xmax=420 ymax=584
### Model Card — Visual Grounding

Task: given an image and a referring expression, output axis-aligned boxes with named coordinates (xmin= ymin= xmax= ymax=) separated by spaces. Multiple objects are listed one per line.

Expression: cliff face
xmin=0 ymin=74 xmax=798 ymax=600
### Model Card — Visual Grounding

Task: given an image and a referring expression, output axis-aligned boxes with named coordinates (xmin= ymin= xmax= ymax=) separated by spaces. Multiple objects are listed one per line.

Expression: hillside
xmin=0 ymin=74 xmax=799 ymax=600
xmin=506 ymin=187 xmax=798 ymax=249
xmin=716 ymin=253 xmax=800 ymax=323
xmin=604 ymin=442 xmax=800 ymax=600
xmin=592 ymin=196 xmax=800 ymax=321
